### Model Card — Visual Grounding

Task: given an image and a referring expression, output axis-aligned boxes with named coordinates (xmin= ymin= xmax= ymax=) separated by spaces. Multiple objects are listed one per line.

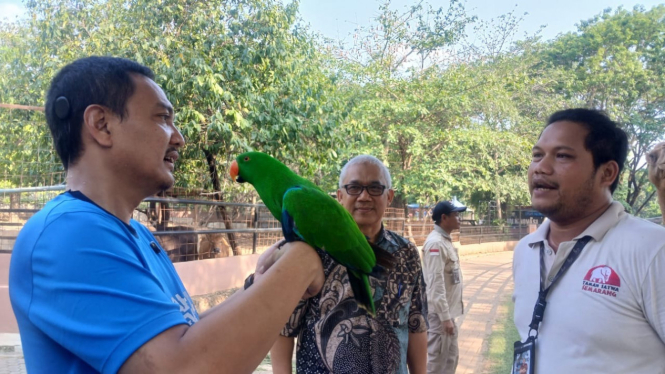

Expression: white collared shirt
xmin=513 ymin=201 xmax=665 ymax=373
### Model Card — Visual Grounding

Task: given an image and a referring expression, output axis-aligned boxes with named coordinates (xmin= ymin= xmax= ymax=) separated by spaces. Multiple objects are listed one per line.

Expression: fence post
xmin=252 ymin=208 xmax=259 ymax=254
xmin=402 ymin=216 xmax=406 ymax=238
xmin=479 ymin=226 xmax=482 ymax=244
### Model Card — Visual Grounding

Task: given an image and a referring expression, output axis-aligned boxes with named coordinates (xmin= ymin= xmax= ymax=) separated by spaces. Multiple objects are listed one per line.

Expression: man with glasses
xmin=270 ymin=155 xmax=429 ymax=374
xmin=422 ymin=200 xmax=467 ymax=374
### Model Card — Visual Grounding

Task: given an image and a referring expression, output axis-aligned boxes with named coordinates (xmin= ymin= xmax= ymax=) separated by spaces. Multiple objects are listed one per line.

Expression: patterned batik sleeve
xmin=407 ymin=242 xmax=429 ymax=333
xmin=280 ymin=299 xmax=309 ymax=337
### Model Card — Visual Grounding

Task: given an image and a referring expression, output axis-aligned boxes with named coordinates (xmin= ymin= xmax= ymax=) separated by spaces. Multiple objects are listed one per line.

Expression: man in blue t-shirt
xmin=9 ymin=56 xmax=325 ymax=374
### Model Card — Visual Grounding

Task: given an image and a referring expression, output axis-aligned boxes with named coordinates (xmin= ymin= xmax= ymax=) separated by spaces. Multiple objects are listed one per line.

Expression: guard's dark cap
xmin=432 ymin=200 xmax=467 ymax=222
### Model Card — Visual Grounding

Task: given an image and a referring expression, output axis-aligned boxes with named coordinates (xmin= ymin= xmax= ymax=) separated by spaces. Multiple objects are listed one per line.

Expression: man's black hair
xmin=546 ymin=108 xmax=628 ymax=193
xmin=45 ymin=56 xmax=155 ymax=169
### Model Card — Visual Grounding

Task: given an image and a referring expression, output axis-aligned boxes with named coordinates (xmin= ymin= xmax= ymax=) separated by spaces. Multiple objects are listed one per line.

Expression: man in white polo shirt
xmin=512 ymin=108 xmax=665 ymax=373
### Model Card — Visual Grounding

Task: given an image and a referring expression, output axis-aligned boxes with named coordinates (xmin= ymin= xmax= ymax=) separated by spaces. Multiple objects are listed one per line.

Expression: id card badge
xmin=512 ymin=336 xmax=535 ymax=374
xmin=452 ymin=267 xmax=461 ymax=284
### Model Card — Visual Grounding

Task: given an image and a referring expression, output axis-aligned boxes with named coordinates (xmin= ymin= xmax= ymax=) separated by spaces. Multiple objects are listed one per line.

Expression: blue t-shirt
xmin=9 ymin=191 xmax=199 ymax=373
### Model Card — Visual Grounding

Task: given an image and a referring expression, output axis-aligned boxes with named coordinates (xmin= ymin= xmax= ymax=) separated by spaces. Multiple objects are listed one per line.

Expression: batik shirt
xmin=281 ymin=227 xmax=428 ymax=374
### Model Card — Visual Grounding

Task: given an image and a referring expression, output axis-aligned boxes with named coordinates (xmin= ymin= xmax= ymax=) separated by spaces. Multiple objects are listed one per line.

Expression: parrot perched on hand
xmin=229 ymin=151 xmax=394 ymax=316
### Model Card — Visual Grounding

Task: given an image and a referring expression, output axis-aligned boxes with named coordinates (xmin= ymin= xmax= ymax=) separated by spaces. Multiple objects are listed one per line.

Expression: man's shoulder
xmin=18 ymin=194 xmax=101 ymax=236
xmin=423 ymin=228 xmax=443 ymax=244
xmin=620 ymin=213 xmax=665 ymax=233
xmin=384 ymin=229 xmax=415 ymax=249
xmin=606 ymin=213 xmax=665 ymax=250
xmin=14 ymin=195 xmax=132 ymax=258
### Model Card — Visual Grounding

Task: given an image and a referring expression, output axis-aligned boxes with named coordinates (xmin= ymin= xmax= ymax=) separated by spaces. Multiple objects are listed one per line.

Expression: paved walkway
xmin=0 ymin=334 xmax=24 ymax=374
xmin=456 ymin=251 xmax=514 ymax=374
xmin=0 ymin=251 xmax=514 ymax=374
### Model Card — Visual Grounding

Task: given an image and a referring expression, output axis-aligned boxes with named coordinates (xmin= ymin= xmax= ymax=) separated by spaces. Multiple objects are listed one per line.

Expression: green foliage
xmin=1 ymin=1 xmax=663 ymax=220
xmin=540 ymin=5 xmax=665 ymax=212
xmin=484 ymin=295 xmax=521 ymax=374
xmin=0 ymin=0 xmax=347 ymax=198
xmin=332 ymin=3 xmax=564 ymax=218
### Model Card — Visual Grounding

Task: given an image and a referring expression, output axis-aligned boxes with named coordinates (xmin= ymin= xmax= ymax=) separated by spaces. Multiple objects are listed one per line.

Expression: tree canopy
xmin=1 ymin=0 xmax=663 ymax=220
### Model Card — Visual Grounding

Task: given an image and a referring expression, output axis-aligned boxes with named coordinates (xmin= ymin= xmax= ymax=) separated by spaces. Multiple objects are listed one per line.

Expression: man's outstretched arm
xmin=119 ymin=242 xmax=323 ymax=374
xmin=270 ymin=336 xmax=295 ymax=374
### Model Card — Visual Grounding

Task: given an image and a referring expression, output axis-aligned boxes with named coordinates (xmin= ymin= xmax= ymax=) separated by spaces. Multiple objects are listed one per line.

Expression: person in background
xmin=270 ymin=155 xmax=428 ymax=374
xmin=421 ymin=200 xmax=467 ymax=374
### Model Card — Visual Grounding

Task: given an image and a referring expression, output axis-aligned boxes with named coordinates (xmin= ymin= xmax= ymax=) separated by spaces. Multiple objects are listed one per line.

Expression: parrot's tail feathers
xmin=348 ymin=270 xmax=376 ymax=317
xmin=370 ymin=242 xmax=397 ymax=276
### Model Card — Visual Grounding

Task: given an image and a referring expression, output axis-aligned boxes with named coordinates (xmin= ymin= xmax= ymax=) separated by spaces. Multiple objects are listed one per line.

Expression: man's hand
xmin=255 ymin=239 xmax=324 ymax=299
xmin=254 ymin=239 xmax=286 ymax=275
xmin=647 ymin=142 xmax=665 ymax=190
xmin=443 ymin=319 xmax=455 ymax=336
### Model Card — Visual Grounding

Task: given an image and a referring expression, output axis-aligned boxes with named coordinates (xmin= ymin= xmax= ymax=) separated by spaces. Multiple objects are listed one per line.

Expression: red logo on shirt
xmin=581 ymin=265 xmax=620 ymax=297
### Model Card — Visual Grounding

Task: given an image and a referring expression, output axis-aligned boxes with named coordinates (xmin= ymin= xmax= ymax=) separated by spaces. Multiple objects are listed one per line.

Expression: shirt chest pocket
xmin=443 ymin=246 xmax=459 ymax=270
xmin=444 ymin=247 xmax=461 ymax=284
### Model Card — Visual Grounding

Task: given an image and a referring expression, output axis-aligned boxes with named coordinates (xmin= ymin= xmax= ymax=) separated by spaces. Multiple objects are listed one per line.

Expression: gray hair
xmin=338 ymin=155 xmax=392 ymax=189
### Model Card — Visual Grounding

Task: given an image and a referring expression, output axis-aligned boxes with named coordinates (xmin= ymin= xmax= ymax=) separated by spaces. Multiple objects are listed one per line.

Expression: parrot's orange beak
xmin=230 ymin=160 xmax=239 ymax=182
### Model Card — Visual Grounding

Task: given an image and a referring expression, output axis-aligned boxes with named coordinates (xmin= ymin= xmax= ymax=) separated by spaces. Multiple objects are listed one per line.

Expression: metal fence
xmin=0 ymin=113 xmax=536 ymax=260
xmin=0 ymin=186 xmax=285 ymax=260
xmin=402 ymin=221 xmax=532 ymax=247
xmin=1 ymin=186 xmax=533 ymax=261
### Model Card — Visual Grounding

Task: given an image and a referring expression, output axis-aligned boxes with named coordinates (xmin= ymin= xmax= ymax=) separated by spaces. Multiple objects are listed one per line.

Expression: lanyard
xmin=528 ymin=236 xmax=592 ymax=337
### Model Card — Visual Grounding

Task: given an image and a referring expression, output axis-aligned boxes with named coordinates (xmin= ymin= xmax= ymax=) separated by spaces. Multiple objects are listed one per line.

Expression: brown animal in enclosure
xmin=147 ymin=198 xmax=198 ymax=262
xmin=155 ymin=226 xmax=199 ymax=263
xmin=198 ymin=233 xmax=233 ymax=259
xmin=647 ymin=142 xmax=665 ymax=224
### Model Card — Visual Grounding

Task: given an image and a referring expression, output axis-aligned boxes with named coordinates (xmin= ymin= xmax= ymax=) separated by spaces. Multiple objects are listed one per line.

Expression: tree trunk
xmin=494 ymin=152 xmax=502 ymax=221
xmin=204 ymin=150 xmax=240 ymax=256
xmin=9 ymin=193 xmax=20 ymax=210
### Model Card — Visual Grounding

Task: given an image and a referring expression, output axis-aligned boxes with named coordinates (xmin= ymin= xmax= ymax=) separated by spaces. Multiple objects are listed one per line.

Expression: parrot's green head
xmin=229 ymin=151 xmax=288 ymax=185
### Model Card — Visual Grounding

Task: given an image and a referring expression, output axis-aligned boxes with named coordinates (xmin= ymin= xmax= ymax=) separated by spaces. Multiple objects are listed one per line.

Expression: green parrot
xmin=229 ymin=151 xmax=394 ymax=316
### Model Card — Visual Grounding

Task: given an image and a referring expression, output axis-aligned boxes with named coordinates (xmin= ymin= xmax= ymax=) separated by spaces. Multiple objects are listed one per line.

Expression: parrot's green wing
xmin=282 ymin=186 xmax=376 ymax=273
xmin=282 ymin=186 xmax=397 ymax=315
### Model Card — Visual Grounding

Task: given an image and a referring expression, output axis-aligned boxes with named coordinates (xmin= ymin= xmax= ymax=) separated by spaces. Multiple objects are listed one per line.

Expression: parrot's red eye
xmin=244 ymin=156 xmax=250 ymax=161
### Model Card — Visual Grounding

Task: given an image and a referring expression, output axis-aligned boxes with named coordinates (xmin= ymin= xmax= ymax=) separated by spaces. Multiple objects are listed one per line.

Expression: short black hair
xmin=45 ymin=56 xmax=154 ymax=169
xmin=546 ymin=108 xmax=628 ymax=193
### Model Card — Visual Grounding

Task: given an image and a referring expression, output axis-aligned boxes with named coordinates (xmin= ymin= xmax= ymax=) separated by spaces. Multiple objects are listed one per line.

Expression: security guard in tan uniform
xmin=422 ymin=200 xmax=466 ymax=374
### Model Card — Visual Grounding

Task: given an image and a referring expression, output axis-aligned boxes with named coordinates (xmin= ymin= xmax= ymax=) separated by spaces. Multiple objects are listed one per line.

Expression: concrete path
xmin=456 ymin=251 xmax=514 ymax=374
xmin=0 ymin=251 xmax=514 ymax=374
xmin=0 ymin=334 xmax=24 ymax=374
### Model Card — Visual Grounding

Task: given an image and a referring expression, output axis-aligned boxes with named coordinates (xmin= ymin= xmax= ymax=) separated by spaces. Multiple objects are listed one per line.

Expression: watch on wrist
xmin=244 ymin=273 xmax=255 ymax=290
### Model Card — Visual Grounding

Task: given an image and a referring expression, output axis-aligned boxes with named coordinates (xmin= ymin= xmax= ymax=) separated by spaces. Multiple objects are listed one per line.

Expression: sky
xmin=293 ymin=0 xmax=664 ymax=42
xmin=1 ymin=0 xmax=663 ymax=41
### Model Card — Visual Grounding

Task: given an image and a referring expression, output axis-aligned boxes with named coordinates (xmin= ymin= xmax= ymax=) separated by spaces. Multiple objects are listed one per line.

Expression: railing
xmin=402 ymin=221 xmax=530 ymax=247
xmin=1 ymin=186 xmax=532 ymax=261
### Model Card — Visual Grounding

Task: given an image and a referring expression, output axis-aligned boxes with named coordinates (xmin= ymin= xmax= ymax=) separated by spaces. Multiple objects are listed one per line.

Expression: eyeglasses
xmin=343 ymin=184 xmax=387 ymax=196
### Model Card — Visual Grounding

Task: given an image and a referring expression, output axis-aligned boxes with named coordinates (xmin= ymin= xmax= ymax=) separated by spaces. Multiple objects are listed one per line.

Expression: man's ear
xmin=599 ymin=160 xmax=620 ymax=188
xmin=336 ymin=189 xmax=343 ymax=202
xmin=82 ymin=104 xmax=115 ymax=148
xmin=386 ymin=188 xmax=395 ymax=205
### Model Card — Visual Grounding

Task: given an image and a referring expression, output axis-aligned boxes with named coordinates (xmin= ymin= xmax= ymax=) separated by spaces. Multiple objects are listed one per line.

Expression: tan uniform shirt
xmin=422 ymin=225 xmax=464 ymax=327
